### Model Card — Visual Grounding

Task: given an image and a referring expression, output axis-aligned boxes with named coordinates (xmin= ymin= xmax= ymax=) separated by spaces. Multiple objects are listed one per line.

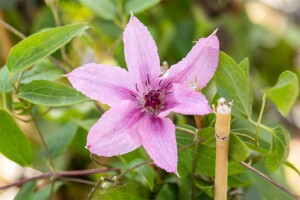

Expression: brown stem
xmin=239 ymin=162 xmax=300 ymax=200
xmin=0 ymin=168 xmax=120 ymax=190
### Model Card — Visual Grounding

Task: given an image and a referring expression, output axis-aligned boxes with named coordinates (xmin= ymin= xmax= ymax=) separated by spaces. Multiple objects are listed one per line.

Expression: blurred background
xmin=0 ymin=0 xmax=299 ymax=199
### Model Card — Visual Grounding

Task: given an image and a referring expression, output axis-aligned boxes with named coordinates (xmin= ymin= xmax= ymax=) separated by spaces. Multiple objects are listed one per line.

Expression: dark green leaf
xmin=14 ymin=181 xmax=36 ymax=200
xmin=95 ymin=182 xmax=146 ymax=200
xmin=214 ymin=52 xmax=252 ymax=119
xmin=32 ymin=182 xmax=63 ymax=200
xmin=232 ymin=129 xmax=270 ymax=154
xmin=125 ymin=0 xmax=160 ymax=14
xmin=7 ymin=23 xmax=90 ymax=72
xmin=18 ymin=80 xmax=89 ymax=106
xmin=238 ymin=57 xmax=249 ymax=80
xmin=21 ymin=59 xmax=63 ymax=84
xmin=0 ymin=109 xmax=33 ymax=166
xmin=229 ymin=133 xmax=249 ymax=162
xmin=198 ymin=127 xmax=215 ymax=148
xmin=265 ymin=126 xmax=291 ymax=171
xmin=43 ymin=121 xmax=78 ymax=158
xmin=79 ymin=0 xmax=116 ymax=20
xmin=127 ymin=159 xmax=155 ymax=191
xmin=265 ymin=71 xmax=299 ymax=116
xmin=155 ymin=184 xmax=176 ymax=200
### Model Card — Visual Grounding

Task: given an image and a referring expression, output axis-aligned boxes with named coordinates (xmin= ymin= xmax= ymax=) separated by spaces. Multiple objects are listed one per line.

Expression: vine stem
xmin=0 ymin=168 xmax=120 ymax=190
xmin=254 ymin=94 xmax=267 ymax=146
xmin=239 ymin=162 xmax=300 ymax=200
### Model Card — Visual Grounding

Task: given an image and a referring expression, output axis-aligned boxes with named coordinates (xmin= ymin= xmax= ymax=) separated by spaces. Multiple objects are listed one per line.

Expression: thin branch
xmin=239 ymin=161 xmax=300 ymax=200
xmin=255 ymin=94 xmax=266 ymax=146
xmin=90 ymin=153 xmax=113 ymax=168
xmin=117 ymin=160 xmax=153 ymax=180
xmin=0 ymin=168 xmax=120 ymax=190
xmin=58 ymin=177 xmax=96 ymax=186
xmin=86 ymin=177 xmax=105 ymax=200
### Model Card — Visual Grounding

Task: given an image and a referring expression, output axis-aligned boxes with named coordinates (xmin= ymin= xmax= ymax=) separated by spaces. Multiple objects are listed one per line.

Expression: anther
xmin=147 ymin=74 xmax=150 ymax=84
xmin=159 ymin=80 xmax=162 ymax=85
xmin=165 ymin=82 xmax=172 ymax=89
xmin=130 ymin=94 xmax=137 ymax=98
xmin=166 ymin=91 xmax=172 ymax=95
xmin=135 ymin=83 xmax=139 ymax=92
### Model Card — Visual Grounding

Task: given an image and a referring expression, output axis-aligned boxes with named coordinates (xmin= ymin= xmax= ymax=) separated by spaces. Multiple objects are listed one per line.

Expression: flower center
xmin=144 ymin=89 xmax=162 ymax=111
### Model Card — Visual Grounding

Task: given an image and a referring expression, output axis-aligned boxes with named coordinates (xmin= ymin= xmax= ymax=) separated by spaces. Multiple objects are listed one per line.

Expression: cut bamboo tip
xmin=214 ymin=98 xmax=233 ymax=139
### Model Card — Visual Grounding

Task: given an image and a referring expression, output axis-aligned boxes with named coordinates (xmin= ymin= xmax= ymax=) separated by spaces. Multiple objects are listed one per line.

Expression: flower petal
xmin=123 ymin=15 xmax=161 ymax=88
xmin=66 ymin=63 xmax=135 ymax=106
xmin=160 ymin=83 xmax=212 ymax=117
xmin=86 ymin=101 xmax=143 ymax=156
xmin=164 ymin=34 xmax=219 ymax=88
xmin=139 ymin=115 xmax=177 ymax=173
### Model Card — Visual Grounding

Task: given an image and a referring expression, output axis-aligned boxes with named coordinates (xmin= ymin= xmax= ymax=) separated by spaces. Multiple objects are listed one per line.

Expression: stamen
xmin=145 ymin=80 xmax=148 ymax=86
xmin=131 ymin=94 xmax=137 ymax=98
xmin=166 ymin=91 xmax=172 ymax=95
xmin=147 ymin=74 xmax=150 ymax=84
xmin=159 ymin=80 xmax=162 ymax=85
xmin=165 ymin=82 xmax=172 ymax=89
xmin=135 ymin=83 xmax=139 ymax=92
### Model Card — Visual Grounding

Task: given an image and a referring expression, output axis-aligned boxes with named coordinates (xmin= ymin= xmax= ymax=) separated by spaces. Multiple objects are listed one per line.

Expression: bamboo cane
xmin=214 ymin=98 xmax=232 ymax=200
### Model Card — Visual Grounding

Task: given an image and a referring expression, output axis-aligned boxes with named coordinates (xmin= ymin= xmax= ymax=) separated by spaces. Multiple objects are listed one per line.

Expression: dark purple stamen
xmin=147 ymin=74 xmax=150 ymax=84
xmin=131 ymin=94 xmax=137 ymax=97
xmin=165 ymin=82 xmax=172 ymax=89
xmin=135 ymin=83 xmax=139 ymax=91
xmin=144 ymin=90 xmax=161 ymax=111
xmin=159 ymin=80 xmax=162 ymax=85
xmin=166 ymin=91 xmax=172 ymax=95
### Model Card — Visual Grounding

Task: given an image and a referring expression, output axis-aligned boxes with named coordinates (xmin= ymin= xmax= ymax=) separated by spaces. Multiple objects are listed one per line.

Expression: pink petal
xmin=66 ymin=63 xmax=135 ymax=106
xmin=86 ymin=101 xmax=143 ymax=156
xmin=160 ymin=83 xmax=212 ymax=117
xmin=123 ymin=15 xmax=161 ymax=88
xmin=139 ymin=115 xmax=177 ymax=173
xmin=164 ymin=34 xmax=219 ymax=88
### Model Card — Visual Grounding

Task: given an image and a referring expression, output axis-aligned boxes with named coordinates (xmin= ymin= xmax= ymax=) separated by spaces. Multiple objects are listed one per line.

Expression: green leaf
xmin=18 ymin=80 xmax=89 ymax=106
xmin=21 ymin=59 xmax=63 ymax=84
xmin=7 ymin=23 xmax=90 ymax=72
xmin=284 ymin=161 xmax=300 ymax=176
xmin=232 ymin=129 xmax=270 ymax=154
xmin=197 ymin=127 xmax=215 ymax=148
xmin=238 ymin=57 xmax=249 ymax=81
xmin=0 ymin=66 xmax=14 ymax=93
xmin=42 ymin=121 xmax=78 ymax=158
xmin=76 ymin=118 xmax=98 ymax=131
xmin=0 ymin=109 xmax=33 ymax=166
xmin=32 ymin=182 xmax=63 ymax=200
xmin=265 ymin=126 xmax=291 ymax=171
xmin=265 ymin=71 xmax=299 ymax=116
xmin=128 ymin=159 xmax=155 ymax=191
xmin=125 ymin=0 xmax=160 ymax=14
xmin=79 ymin=0 xmax=116 ymax=20
xmin=195 ymin=180 xmax=214 ymax=198
xmin=229 ymin=133 xmax=249 ymax=162
xmin=14 ymin=181 xmax=36 ymax=200
xmin=155 ymin=184 xmax=176 ymax=200
xmin=214 ymin=52 xmax=253 ymax=119
xmin=176 ymin=125 xmax=245 ymax=177
xmin=95 ymin=182 xmax=147 ymax=200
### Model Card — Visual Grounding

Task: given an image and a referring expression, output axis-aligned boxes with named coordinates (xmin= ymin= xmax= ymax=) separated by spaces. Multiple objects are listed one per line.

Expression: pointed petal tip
xmin=210 ymin=28 xmax=218 ymax=36
xmin=175 ymin=171 xmax=181 ymax=178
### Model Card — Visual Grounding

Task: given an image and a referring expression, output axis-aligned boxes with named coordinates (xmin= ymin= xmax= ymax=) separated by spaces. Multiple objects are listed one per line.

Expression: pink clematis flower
xmin=66 ymin=15 xmax=219 ymax=174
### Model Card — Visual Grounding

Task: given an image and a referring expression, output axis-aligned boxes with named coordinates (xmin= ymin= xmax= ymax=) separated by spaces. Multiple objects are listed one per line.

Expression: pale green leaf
xmin=14 ymin=181 xmax=36 ymax=200
xmin=79 ymin=0 xmax=116 ymax=20
xmin=215 ymin=52 xmax=253 ymax=119
xmin=238 ymin=57 xmax=249 ymax=80
xmin=21 ymin=59 xmax=63 ymax=84
xmin=229 ymin=133 xmax=249 ymax=162
xmin=125 ymin=0 xmax=160 ymax=14
xmin=265 ymin=71 xmax=299 ymax=116
xmin=42 ymin=121 xmax=78 ymax=158
xmin=7 ymin=23 xmax=90 ymax=72
xmin=18 ymin=80 xmax=89 ymax=106
xmin=284 ymin=161 xmax=300 ymax=176
xmin=0 ymin=66 xmax=16 ymax=93
xmin=265 ymin=126 xmax=291 ymax=171
xmin=0 ymin=109 xmax=33 ymax=166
